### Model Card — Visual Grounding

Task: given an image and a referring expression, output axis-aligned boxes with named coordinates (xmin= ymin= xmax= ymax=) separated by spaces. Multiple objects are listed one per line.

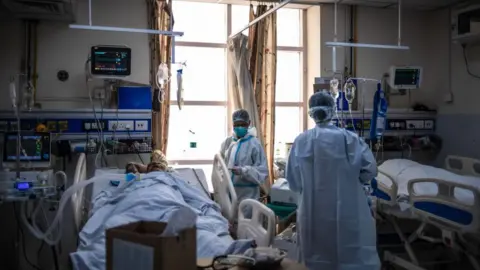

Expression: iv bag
xmin=344 ymin=79 xmax=356 ymax=103
xmin=156 ymin=63 xmax=169 ymax=88
xmin=330 ymin=79 xmax=340 ymax=100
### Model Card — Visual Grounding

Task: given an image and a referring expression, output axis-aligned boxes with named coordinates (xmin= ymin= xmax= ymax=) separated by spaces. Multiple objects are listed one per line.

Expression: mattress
xmin=377 ymin=159 xmax=480 ymax=205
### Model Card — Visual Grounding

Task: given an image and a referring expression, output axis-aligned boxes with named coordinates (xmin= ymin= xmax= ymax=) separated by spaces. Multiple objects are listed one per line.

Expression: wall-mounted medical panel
xmin=0 ymin=109 xmax=152 ymax=134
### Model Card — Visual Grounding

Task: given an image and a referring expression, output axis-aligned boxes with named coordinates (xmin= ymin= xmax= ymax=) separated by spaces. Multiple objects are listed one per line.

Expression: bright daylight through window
xmin=168 ymin=1 xmax=304 ymax=187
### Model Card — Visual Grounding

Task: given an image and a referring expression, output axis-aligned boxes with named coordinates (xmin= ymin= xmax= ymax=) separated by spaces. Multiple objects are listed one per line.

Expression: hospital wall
xmin=314 ymin=5 xmax=449 ymax=110
xmin=0 ymin=0 xmax=150 ymax=110
xmin=310 ymin=5 xmax=479 ymax=163
xmin=0 ymin=0 xmax=150 ymax=269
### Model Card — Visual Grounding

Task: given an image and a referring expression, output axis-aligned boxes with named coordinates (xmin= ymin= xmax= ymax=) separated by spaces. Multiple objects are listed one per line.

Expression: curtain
xmin=227 ymin=35 xmax=261 ymax=140
xmin=147 ymin=0 xmax=174 ymax=154
xmin=249 ymin=5 xmax=277 ymax=187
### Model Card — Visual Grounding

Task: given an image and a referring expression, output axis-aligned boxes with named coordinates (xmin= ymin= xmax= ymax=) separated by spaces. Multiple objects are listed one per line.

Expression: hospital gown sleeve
xmin=358 ymin=138 xmax=377 ymax=184
xmin=241 ymin=141 xmax=269 ymax=185
xmin=285 ymin=138 xmax=302 ymax=193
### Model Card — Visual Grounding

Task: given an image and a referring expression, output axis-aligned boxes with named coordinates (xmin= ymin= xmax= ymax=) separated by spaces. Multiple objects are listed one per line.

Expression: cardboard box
xmin=106 ymin=221 xmax=196 ymax=270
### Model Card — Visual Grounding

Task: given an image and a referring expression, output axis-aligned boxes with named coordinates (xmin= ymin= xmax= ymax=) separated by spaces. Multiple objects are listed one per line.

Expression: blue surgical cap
xmin=308 ymin=91 xmax=336 ymax=123
xmin=232 ymin=109 xmax=250 ymax=123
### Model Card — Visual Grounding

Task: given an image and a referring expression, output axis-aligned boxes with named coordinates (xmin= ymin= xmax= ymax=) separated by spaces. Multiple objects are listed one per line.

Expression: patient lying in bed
xmin=70 ymin=150 xmax=255 ymax=270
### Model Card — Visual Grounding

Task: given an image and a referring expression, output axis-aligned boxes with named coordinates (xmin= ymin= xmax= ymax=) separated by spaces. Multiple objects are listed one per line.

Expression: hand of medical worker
xmin=231 ymin=166 xmax=245 ymax=175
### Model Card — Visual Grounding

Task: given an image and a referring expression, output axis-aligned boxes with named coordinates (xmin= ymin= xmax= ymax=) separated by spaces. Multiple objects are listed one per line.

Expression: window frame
xmin=168 ymin=3 xmax=307 ymax=166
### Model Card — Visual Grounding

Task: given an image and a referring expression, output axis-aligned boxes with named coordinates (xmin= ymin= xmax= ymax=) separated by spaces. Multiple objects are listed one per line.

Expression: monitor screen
xmin=3 ymin=133 xmax=51 ymax=163
xmin=394 ymin=68 xmax=421 ymax=86
xmin=91 ymin=46 xmax=131 ymax=76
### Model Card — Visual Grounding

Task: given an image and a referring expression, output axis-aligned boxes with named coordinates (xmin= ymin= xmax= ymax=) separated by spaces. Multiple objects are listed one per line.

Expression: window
xmin=275 ymin=107 xmax=302 ymax=145
xmin=276 ymin=51 xmax=302 ymax=102
xmin=231 ymin=5 xmax=302 ymax=47
xmin=167 ymin=1 xmax=305 ymax=169
xmin=277 ymin=9 xmax=301 ymax=47
xmin=170 ymin=46 xmax=227 ymax=101
xmin=173 ymin=2 xmax=226 ymax=43
xmin=167 ymin=106 xmax=227 ymax=160
xmin=231 ymin=5 xmax=251 ymax=37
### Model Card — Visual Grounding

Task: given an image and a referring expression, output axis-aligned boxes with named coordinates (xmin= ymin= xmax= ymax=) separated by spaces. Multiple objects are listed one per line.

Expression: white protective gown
xmin=220 ymin=133 xmax=268 ymax=216
xmin=286 ymin=124 xmax=380 ymax=270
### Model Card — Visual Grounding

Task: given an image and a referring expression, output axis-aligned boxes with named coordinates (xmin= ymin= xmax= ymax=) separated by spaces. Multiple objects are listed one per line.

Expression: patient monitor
xmin=388 ymin=66 xmax=422 ymax=90
xmin=2 ymin=132 xmax=52 ymax=169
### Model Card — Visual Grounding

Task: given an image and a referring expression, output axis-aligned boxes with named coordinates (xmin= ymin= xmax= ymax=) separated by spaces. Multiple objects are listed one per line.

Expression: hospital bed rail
xmin=445 ymin=155 xmax=480 ymax=177
xmin=237 ymin=199 xmax=276 ymax=247
xmin=408 ymin=178 xmax=480 ymax=234
xmin=212 ymin=153 xmax=238 ymax=223
xmin=375 ymin=168 xmax=399 ymax=207
xmin=374 ymin=156 xmax=480 ymax=270
xmin=212 ymin=152 xmax=277 ymax=247
xmin=72 ymin=153 xmax=88 ymax=233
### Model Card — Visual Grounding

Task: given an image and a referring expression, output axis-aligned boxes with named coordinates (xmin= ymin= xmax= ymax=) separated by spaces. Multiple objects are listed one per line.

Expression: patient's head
xmin=147 ymin=150 xmax=169 ymax=172
xmin=125 ymin=149 xmax=169 ymax=174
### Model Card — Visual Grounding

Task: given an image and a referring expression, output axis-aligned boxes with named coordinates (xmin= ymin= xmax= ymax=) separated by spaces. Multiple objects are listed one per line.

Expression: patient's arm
xmin=125 ymin=150 xmax=170 ymax=174
xmin=126 ymin=162 xmax=148 ymax=173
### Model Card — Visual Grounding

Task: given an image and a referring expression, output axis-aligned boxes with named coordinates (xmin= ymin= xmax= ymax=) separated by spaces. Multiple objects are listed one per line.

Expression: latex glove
xmin=231 ymin=167 xmax=244 ymax=175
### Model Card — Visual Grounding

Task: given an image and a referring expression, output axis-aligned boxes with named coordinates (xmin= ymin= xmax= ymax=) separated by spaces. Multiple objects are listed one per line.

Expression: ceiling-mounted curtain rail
xmin=228 ymin=0 xmax=293 ymax=39
xmin=69 ymin=0 xmax=183 ymax=36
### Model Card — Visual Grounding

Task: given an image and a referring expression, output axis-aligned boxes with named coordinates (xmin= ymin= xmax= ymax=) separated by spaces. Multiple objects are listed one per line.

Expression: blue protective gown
xmin=286 ymin=123 xmax=380 ymax=270
xmin=220 ymin=134 xmax=268 ymax=215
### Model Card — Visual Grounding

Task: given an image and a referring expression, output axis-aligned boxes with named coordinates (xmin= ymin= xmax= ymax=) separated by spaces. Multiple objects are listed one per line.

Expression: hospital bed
xmin=373 ymin=155 xmax=480 ymax=270
xmin=212 ymin=153 xmax=276 ymax=247
xmin=71 ymin=153 xmax=276 ymax=248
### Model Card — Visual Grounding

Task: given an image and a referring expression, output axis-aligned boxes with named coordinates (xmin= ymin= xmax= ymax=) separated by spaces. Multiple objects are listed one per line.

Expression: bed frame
xmin=212 ymin=152 xmax=276 ymax=247
xmin=374 ymin=155 xmax=480 ymax=270
xmin=72 ymin=153 xmax=87 ymax=233
xmin=71 ymin=153 xmax=276 ymax=248
xmin=212 ymin=153 xmax=238 ymax=223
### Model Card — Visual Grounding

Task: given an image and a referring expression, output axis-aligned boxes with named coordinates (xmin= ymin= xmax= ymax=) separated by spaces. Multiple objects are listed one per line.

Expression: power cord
xmin=127 ymin=129 xmax=145 ymax=164
xmin=462 ymin=44 xmax=480 ymax=79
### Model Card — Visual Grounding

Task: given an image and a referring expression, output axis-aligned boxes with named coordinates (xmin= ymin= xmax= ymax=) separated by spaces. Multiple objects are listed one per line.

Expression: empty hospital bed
xmin=372 ymin=156 xmax=480 ymax=270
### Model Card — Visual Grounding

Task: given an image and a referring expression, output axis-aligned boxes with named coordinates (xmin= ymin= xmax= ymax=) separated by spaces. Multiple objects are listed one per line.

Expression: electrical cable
xmin=462 ymin=45 xmax=480 ymax=79
xmin=127 ymin=129 xmax=145 ymax=164
xmin=85 ymin=54 xmax=108 ymax=169
xmin=21 ymin=173 xmax=127 ymax=245
xmin=13 ymin=203 xmax=43 ymax=270
xmin=34 ymin=206 xmax=59 ymax=270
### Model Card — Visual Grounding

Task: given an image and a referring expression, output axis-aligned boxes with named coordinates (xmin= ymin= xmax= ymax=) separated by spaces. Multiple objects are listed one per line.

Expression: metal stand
xmin=383 ymin=215 xmax=480 ymax=270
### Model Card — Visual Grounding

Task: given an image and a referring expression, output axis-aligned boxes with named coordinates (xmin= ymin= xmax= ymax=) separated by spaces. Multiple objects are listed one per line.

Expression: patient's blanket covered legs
xmin=70 ymin=171 xmax=254 ymax=270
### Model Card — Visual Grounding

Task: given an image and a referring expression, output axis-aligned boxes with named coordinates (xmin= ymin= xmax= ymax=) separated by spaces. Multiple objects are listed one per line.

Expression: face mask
xmin=234 ymin=127 xmax=248 ymax=138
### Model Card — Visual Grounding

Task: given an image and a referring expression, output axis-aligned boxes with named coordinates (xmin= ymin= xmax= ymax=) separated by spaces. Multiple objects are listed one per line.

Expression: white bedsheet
xmin=70 ymin=171 xmax=254 ymax=270
xmin=377 ymin=159 xmax=480 ymax=205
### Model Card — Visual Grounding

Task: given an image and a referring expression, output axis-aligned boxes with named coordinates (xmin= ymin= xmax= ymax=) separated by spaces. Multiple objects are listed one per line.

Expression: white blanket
xmin=377 ymin=159 xmax=480 ymax=205
xmin=70 ymin=171 xmax=254 ymax=270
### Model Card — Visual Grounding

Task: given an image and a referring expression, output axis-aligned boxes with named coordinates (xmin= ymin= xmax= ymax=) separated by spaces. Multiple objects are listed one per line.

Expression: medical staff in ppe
xmin=220 ymin=109 xmax=268 ymax=216
xmin=286 ymin=91 xmax=380 ymax=270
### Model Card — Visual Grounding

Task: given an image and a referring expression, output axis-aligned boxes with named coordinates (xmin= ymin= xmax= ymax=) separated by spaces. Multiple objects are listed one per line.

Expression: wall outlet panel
xmin=83 ymin=120 xmax=107 ymax=131
xmin=135 ymin=120 xmax=148 ymax=131
xmin=406 ymin=120 xmax=425 ymax=130
xmin=0 ymin=117 xmax=151 ymax=134
xmin=108 ymin=120 xmax=134 ymax=131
